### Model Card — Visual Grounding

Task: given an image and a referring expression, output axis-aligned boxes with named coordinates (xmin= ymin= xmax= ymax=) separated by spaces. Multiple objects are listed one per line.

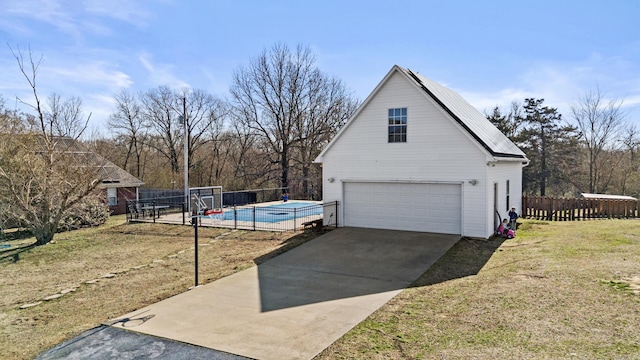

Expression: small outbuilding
xmin=98 ymin=163 xmax=144 ymax=215
xmin=314 ymin=65 xmax=528 ymax=238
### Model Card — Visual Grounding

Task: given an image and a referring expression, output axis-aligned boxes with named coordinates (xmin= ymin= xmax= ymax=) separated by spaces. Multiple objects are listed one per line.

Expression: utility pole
xmin=183 ymin=96 xmax=189 ymax=212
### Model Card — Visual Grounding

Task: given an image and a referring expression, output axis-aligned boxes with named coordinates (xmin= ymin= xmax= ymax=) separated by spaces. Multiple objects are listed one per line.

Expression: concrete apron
xmin=110 ymin=227 xmax=460 ymax=360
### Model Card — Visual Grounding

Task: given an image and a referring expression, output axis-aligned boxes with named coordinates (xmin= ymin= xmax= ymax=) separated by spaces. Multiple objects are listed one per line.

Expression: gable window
xmin=107 ymin=187 xmax=117 ymax=206
xmin=388 ymin=108 xmax=407 ymax=143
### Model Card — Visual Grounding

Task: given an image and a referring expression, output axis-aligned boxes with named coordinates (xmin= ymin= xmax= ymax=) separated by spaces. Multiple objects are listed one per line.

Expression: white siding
xmin=322 ymin=71 xmax=491 ymax=238
xmin=485 ymin=161 xmax=524 ymax=236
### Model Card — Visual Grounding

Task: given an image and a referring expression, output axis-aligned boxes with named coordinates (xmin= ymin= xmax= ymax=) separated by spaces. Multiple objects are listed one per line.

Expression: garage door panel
xmin=344 ymin=182 xmax=461 ymax=234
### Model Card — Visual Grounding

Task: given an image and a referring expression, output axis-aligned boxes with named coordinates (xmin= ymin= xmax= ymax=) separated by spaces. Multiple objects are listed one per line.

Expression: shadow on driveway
xmin=254 ymin=227 xmax=462 ymax=312
xmin=37 ymin=228 xmax=505 ymax=360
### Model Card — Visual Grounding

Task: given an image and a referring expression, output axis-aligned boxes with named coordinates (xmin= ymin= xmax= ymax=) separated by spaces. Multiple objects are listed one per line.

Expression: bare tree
xmin=198 ymin=104 xmax=231 ymax=186
xmin=46 ymin=93 xmax=90 ymax=139
xmin=230 ymin=43 xmax=357 ymax=192
xmin=226 ymin=112 xmax=263 ymax=189
xmin=618 ymin=125 xmax=640 ymax=195
xmin=178 ymin=88 xmax=227 ymax=184
xmin=292 ymin=73 xmax=359 ymax=198
xmin=140 ymin=86 xmax=182 ymax=174
xmin=0 ymin=95 xmax=22 ymax=134
xmin=108 ymin=89 xmax=147 ymax=177
xmin=571 ymin=87 xmax=627 ymax=193
xmin=138 ymin=86 xmax=227 ymax=188
xmin=0 ymin=47 xmax=104 ymax=245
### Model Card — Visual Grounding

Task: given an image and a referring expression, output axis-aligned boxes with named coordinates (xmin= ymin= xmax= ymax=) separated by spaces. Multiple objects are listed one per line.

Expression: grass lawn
xmin=317 ymin=219 xmax=640 ymax=359
xmin=0 ymin=216 xmax=321 ymax=360
xmin=1 ymin=218 xmax=639 ymax=359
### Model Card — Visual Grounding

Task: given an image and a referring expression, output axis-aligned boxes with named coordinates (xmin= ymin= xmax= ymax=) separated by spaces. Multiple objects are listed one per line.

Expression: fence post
xmin=194 ymin=216 xmax=199 ymax=288
xmin=182 ymin=203 xmax=185 ymax=225
xmin=294 ymin=208 xmax=297 ymax=230
xmin=253 ymin=206 xmax=256 ymax=231
xmin=152 ymin=201 xmax=156 ymax=223
xmin=234 ymin=205 xmax=237 ymax=229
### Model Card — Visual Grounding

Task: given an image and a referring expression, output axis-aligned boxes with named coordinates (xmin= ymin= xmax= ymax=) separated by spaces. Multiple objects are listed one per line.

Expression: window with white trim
xmin=107 ymin=187 xmax=117 ymax=206
xmin=388 ymin=108 xmax=407 ymax=143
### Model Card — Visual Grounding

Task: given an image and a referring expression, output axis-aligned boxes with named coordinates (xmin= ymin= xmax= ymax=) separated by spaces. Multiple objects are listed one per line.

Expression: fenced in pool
xmin=126 ymin=199 xmax=338 ymax=231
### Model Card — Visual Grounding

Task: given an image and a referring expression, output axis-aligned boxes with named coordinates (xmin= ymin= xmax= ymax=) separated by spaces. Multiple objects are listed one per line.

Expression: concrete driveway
xmin=40 ymin=227 xmax=460 ymax=360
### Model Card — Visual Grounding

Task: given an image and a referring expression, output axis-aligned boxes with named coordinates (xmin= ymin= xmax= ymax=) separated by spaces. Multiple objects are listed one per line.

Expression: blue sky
xmin=1 ymin=0 xmax=639 ymax=136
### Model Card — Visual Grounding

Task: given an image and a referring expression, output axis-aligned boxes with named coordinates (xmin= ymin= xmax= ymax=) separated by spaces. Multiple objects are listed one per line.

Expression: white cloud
xmin=0 ymin=0 xmax=158 ymax=40
xmin=0 ymin=0 xmax=82 ymax=39
xmin=624 ymin=95 xmax=640 ymax=107
xmin=83 ymin=94 xmax=118 ymax=136
xmin=0 ymin=50 xmax=133 ymax=133
xmin=83 ymin=0 xmax=155 ymax=28
xmin=139 ymin=53 xmax=190 ymax=89
xmin=457 ymin=53 xmax=640 ymax=123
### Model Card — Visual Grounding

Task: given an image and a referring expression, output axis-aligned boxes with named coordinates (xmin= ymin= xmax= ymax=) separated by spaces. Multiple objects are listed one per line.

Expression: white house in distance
xmin=314 ymin=65 xmax=528 ymax=239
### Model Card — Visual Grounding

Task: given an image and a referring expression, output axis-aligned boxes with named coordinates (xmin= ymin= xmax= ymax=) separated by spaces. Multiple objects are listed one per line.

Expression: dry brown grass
xmin=316 ymin=219 xmax=640 ymax=359
xmin=4 ymin=217 xmax=640 ymax=360
xmin=0 ymin=216 xmax=321 ymax=360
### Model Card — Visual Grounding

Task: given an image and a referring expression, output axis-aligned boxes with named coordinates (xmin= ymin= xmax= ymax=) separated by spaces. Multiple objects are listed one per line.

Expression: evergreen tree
xmin=518 ymin=98 xmax=580 ymax=196
xmin=486 ymin=101 xmax=522 ymax=139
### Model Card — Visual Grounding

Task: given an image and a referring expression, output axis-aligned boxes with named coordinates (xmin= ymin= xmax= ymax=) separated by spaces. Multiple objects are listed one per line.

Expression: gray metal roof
xmin=398 ymin=66 xmax=526 ymax=158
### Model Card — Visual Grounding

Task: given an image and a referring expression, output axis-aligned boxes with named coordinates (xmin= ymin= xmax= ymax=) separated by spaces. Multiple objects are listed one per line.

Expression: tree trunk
xmin=301 ymin=165 xmax=309 ymax=199
xmin=540 ymin=127 xmax=547 ymax=196
xmin=281 ymin=144 xmax=289 ymax=189
xmin=34 ymin=223 xmax=56 ymax=246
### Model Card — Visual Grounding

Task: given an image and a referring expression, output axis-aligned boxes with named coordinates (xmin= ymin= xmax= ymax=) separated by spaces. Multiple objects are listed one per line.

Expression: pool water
xmin=222 ymin=202 xmax=322 ymax=223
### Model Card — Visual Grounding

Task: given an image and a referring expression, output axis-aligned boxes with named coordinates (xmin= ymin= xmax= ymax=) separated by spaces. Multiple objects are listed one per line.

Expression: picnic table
xmin=302 ymin=219 xmax=323 ymax=231
xmin=140 ymin=204 xmax=170 ymax=218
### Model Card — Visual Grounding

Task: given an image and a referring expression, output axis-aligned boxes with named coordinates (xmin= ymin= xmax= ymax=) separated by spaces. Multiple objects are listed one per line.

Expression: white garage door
xmin=343 ymin=182 xmax=461 ymax=234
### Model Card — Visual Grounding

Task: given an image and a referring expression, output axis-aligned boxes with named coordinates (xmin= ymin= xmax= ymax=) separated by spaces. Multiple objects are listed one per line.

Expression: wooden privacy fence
xmin=522 ymin=196 xmax=639 ymax=221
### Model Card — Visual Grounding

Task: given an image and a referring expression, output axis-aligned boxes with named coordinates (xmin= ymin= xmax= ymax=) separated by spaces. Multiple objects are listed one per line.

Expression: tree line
xmin=99 ymin=43 xmax=359 ymax=199
xmin=0 ymin=43 xmax=358 ymax=245
xmin=2 ymin=42 xmax=638 ymax=247
xmin=487 ymin=94 xmax=639 ymax=197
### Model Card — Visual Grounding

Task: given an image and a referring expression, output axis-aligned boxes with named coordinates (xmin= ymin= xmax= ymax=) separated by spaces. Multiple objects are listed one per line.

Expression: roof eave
xmin=401 ymin=68 xmax=525 ymax=159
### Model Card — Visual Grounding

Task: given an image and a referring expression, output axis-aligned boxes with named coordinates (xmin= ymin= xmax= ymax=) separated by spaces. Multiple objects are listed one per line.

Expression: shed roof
xmin=581 ymin=193 xmax=637 ymax=201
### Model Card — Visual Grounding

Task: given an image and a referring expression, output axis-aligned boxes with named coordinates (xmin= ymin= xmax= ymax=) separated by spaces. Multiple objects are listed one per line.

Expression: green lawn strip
xmin=317 ymin=219 xmax=640 ymax=359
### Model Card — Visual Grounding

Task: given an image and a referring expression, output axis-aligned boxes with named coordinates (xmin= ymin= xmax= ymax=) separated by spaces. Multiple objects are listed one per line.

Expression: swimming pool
xmin=222 ymin=201 xmax=322 ymax=223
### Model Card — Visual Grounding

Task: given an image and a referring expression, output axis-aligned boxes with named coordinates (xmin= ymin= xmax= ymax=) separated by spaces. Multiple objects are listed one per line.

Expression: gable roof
xmin=315 ymin=65 xmax=526 ymax=162
xmin=50 ymin=136 xmax=144 ymax=188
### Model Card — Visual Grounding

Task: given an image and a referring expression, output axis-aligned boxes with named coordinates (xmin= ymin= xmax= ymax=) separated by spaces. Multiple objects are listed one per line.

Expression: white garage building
xmin=314 ymin=65 xmax=528 ymax=239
